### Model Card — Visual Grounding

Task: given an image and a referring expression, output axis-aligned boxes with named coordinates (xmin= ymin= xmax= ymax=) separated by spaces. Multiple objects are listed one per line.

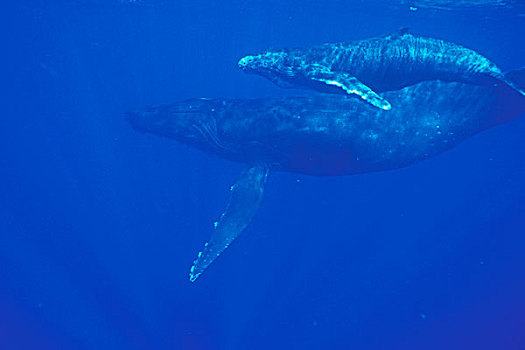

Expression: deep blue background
xmin=1 ymin=1 xmax=524 ymax=349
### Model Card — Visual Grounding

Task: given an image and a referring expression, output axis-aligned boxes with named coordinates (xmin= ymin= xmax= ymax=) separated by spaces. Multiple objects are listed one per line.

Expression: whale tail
xmin=506 ymin=68 xmax=525 ymax=93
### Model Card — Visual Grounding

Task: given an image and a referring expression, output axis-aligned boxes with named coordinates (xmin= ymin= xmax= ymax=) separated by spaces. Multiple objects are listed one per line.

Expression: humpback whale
xmin=126 ymin=74 xmax=525 ymax=282
xmin=238 ymin=29 xmax=524 ymax=110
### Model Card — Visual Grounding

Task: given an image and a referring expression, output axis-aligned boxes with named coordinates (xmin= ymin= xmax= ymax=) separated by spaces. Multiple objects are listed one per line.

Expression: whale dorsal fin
xmin=189 ymin=164 xmax=269 ymax=282
xmin=505 ymin=67 xmax=525 ymax=94
xmin=304 ymin=64 xmax=392 ymax=110
xmin=384 ymin=27 xmax=411 ymax=39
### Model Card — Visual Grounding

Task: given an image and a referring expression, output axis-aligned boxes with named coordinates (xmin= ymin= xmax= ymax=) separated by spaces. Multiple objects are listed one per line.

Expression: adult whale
xmin=126 ymin=74 xmax=525 ymax=282
xmin=238 ymin=29 xmax=525 ymax=110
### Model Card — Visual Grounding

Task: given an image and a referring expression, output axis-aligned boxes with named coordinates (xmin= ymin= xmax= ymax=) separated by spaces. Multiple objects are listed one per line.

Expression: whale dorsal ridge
xmin=383 ymin=27 xmax=411 ymax=40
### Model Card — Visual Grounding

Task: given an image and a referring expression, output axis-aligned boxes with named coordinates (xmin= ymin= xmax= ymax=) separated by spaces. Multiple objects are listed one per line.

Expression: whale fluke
xmin=189 ymin=164 xmax=269 ymax=282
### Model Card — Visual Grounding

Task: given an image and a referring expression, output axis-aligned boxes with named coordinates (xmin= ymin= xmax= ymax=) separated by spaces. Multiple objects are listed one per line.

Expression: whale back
xmin=218 ymin=81 xmax=523 ymax=175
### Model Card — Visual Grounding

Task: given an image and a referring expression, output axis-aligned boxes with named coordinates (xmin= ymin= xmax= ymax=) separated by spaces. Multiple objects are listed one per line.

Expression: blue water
xmin=1 ymin=1 xmax=524 ymax=349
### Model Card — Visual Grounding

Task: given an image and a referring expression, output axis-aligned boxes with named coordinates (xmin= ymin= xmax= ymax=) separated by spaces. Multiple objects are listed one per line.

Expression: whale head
xmin=238 ymin=50 xmax=302 ymax=88
xmin=125 ymin=99 xmax=228 ymax=151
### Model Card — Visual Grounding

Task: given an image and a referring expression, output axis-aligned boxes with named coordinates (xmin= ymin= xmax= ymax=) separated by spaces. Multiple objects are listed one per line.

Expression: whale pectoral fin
xmin=306 ymin=68 xmax=392 ymax=110
xmin=189 ymin=164 xmax=269 ymax=282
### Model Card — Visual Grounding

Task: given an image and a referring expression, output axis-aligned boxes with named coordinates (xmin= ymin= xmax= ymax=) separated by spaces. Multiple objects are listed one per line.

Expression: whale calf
xmin=238 ymin=29 xmax=524 ymax=110
xmin=126 ymin=74 xmax=524 ymax=282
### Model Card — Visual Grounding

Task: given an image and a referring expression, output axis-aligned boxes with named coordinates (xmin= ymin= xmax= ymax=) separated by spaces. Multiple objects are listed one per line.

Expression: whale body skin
xmin=127 ymin=81 xmax=523 ymax=176
xmin=238 ymin=31 xmax=523 ymax=110
xmin=126 ymin=80 xmax=524 ymax=281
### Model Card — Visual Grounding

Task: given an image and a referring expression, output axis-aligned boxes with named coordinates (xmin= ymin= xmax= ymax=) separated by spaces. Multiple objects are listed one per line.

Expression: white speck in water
xmin=214 ymin=221 xmax=218 ymax=228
